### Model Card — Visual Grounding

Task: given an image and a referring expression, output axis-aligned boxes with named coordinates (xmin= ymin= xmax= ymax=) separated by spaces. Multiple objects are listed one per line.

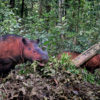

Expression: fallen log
xmin=72 ymin=42 xmax=100 ymax=67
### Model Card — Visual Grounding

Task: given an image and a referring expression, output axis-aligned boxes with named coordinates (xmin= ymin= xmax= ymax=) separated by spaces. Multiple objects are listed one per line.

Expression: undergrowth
xmin=16 ymin=54 xmax=100 ymax=85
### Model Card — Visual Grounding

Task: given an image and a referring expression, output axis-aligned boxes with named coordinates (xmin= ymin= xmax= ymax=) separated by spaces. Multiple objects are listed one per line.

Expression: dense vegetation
xmin=0 ymin=0 xmax=100 ymax=54
xmin=0 ymin=0 xmax=100 ymax=99
xmin=0 ymin=0 xmax=100 ymax=83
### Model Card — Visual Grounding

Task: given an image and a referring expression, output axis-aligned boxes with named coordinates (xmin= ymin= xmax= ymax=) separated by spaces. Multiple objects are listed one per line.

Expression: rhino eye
xmin=28 ymin=48 xmax=31 ymax=50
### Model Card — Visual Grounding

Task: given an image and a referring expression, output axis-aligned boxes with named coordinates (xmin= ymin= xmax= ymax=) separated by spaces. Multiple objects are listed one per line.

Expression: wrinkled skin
xmin=57 ymin=51 xmax=100 ymax=72
xmin=0 ymin=34 xmax=49 ymax=75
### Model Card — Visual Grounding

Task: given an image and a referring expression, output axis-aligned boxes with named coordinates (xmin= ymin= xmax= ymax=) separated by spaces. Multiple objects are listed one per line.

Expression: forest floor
xmin=0 ymin=67 xmax=100 ymax=100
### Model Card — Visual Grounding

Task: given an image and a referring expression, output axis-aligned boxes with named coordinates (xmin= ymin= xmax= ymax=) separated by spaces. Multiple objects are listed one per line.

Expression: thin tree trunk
xmin=31 ymin=0 xmax=34 ymax=9
xmin=59 ymin=0 xmax=65 ymax=23
xmin=39 ymin=0 xmax=43 ymax=17
xmin=72 ymin=42 xmax=100 ymax=67
xmin=10 ymin=0 xmax=15 ymax=8
xmin=21 ymin=0 xmax=24 ymax=18
xmin=77 ymin=0 xmax=80 ymax=33
xmin=45 ymin=0 xmax=51 ymax=31
xmin=73 ymin=0 xmax=80 ymax=45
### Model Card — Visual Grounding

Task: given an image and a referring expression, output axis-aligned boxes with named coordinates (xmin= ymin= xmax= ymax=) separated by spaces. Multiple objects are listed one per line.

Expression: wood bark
xmin=72 ymin=42 xmax=100 ymax=67
xmin=59 ymin=0 xmax=65 ymax=23
xmin=39 ymin=0 xmax=43 ymax=17
xmin=45 ymin=0 xmax=51 ymax=31
xmin=10 ymin=0 xmax=15 ymax=8
xmin=21 ymin=0 xmax=24 ymax=18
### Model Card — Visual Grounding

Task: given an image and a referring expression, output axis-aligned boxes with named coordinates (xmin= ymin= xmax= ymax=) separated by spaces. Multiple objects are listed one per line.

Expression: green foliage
xmin=1 ymin=0 xmax=100 ymax=53
xmin=41 ymin=57 xmax=59 ymax=77
xmin=82 ymin=68 xmax=95 ymax=84
xmin=15 ymin=54 xmax=99 ymax=85
xmin=94 ymin=69 xmax=100 ymax=85
xmin=15 ymin=61 xmax=39 ymax=75
xmin=0 ymin=2 xmax=20 ymax=35
xmin=59 ymin=54 xmax=80 ymax=74
xmin=59 ymin=54 xmax=99 ymax=84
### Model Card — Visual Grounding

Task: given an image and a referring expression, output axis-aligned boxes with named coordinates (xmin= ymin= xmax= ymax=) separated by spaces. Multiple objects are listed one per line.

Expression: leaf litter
xmin=0 ymin=67 xmax=100 ymax=100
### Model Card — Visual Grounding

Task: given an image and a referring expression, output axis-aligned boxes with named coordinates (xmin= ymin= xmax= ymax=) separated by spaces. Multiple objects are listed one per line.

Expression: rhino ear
xmin=22 ymin=38 xmax=27 ymax=45
xmin=35 ymin=39 xmax=40 ymax=44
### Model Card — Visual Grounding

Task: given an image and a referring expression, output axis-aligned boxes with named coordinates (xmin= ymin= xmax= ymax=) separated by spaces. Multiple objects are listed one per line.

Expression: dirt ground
xmin=0 ymin=67 xmax=100 ymax=100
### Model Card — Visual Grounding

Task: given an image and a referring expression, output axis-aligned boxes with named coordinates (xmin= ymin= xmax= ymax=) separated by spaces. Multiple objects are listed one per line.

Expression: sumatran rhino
xmin=57 ymin=51 xmax=100 ymax=72
xmin=0 ymin=34 xmax=49 ymax=75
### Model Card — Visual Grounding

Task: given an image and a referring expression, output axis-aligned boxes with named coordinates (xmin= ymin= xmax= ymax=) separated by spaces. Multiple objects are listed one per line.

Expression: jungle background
xmin=0 ymin=0 xmax=100 ymax=100
xmin=1 ymin=0 xmax=100 ymax=54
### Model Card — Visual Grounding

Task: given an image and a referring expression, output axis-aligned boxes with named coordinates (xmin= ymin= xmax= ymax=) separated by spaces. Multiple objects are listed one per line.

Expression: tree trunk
xmin=10 ymin=0 xmax=15 ymax=8
xmin=21 ymin=0 xmax=24 ymax=18
xmin=72 ymin=42 xmax=100 ymax=67
xmin=58 ymin=0 xmax=65 ymax=23
xmin=45 ymin=0 xmax=51 ymax=31
xmin=39 ymin=0 xmax=43 ymax=17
